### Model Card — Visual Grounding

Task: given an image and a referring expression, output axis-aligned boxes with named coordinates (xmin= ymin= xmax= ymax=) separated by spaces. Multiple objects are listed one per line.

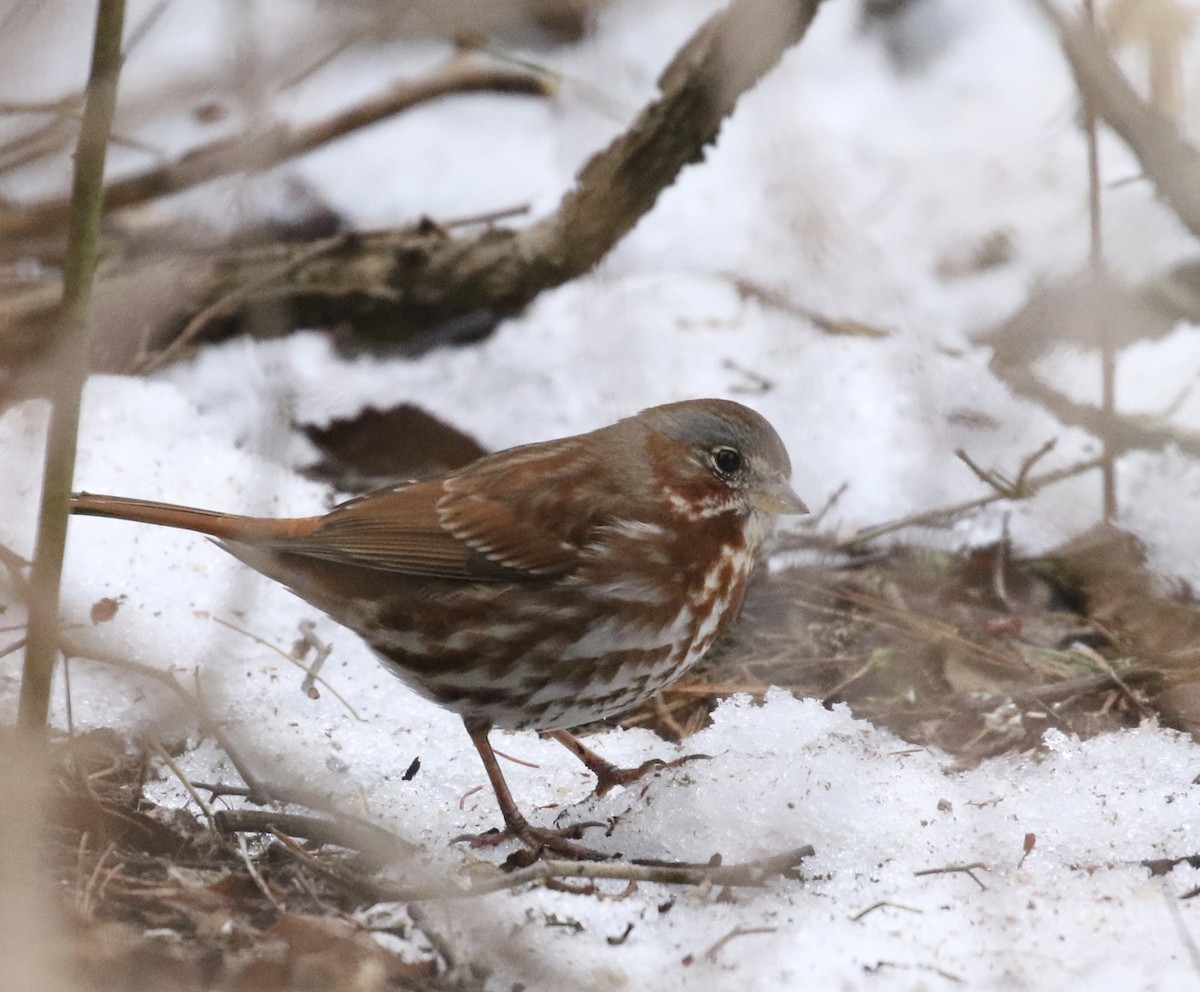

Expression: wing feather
xmin=257 ymin=433 xmax=628 ymax=581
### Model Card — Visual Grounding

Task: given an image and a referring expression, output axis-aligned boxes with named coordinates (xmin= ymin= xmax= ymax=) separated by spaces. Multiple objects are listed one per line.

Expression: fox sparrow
xmin=71 ymin=398 xmax=806 ymax=857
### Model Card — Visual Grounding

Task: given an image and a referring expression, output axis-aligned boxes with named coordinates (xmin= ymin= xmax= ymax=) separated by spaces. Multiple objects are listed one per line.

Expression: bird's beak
xmin=753 ymin=477 xmax=809 ymax=516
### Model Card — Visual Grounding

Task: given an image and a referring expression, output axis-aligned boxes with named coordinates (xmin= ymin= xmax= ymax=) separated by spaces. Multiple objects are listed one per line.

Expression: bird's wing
xmin=267 ymin=438 xmax=617 ymax=580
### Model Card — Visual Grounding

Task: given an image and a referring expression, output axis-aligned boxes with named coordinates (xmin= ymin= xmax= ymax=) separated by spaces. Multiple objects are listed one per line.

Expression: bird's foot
xmin=548 ymin=729 xmax=712 ymax=798
xmin=588 ymin=752 xmax=713 ymax=798
xmin=454 ymin=815 xmax=611 ymax=863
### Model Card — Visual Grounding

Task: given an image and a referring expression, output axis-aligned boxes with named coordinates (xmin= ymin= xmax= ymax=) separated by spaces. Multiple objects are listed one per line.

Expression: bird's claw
xmin=453 ymin=818 xmax=612 ymax=862
xmin=591 ymin=752 xmax=713 ymax=798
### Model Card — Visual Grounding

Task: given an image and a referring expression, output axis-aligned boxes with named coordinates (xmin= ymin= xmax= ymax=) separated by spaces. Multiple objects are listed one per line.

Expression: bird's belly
xmin=372 ymin=600 xmax=700 ymax=730
xmin=366 ymin=545 xmax=754 ymax=730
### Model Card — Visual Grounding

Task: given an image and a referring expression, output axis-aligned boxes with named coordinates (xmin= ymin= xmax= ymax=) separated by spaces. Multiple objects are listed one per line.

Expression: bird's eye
xmin=712 ymin=446 xmax=743 ymax=476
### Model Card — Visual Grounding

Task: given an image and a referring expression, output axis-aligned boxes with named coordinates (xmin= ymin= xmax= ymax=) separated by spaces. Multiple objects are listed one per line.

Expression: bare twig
xmin=954 ymin=440 xmax=1057 ymax=499
xmin=2 ymin=0 xmax=830 ymax=374
xmin=1031 ymin=0 xmax=1200 ymax=240
xmin=840 ymin=457 xmax=1105 ymax=549
xmin=19 ymin=0 xmax=126 ymax=734
xmin=1010 ymin=665 xmax=1161 ymax=707
xmin=215 ymin=809 xmax=413 ymax=862
xmin=725 ymin=273 xmax=890 ymax=338
xmin=147 ymin=737 xmax=217 ymax=832
xmin=211 ymin=614 xmax=358 ymax=718
xmin=53 ymin=636 xmax=422 ymax=857
xmin=131 ymin=237 xmax=348 ymax=374
xmin=282 ymin=841 xmax=816 ymax=902
xmin=850 ymin=901 xmax=924 ymax=922
xmin=53 ymin=636 xmax=265 ymax=797
xmin=1065 ymin=642 xmax=1152 ymax=718
xmin=0 ymin=55 xmax=551 ymax=242
xmin=1078 ymin=0 xmax=1117 ymax=521
xmin=914 ymin=862 xmax=988 ymax=891
xmin=235 ymin=833 xmax=284 ymax=913
xmin=704 ymin=926 xmax=778 ymax=962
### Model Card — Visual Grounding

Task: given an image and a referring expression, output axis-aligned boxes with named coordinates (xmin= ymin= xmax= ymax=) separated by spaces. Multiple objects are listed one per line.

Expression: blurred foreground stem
xmin=18 ymin=0 xmax=126 ymax=734
xmin=1081 ymin=0 xmax=1117 ymax=520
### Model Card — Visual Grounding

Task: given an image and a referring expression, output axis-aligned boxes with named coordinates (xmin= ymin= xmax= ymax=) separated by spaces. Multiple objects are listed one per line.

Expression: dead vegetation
xmin=627 ymin=524 xmax=1191 ymax=764
xmin=14 ymin=514 xmax=1200 ymax=989
xmin=8 ymin=0 xmax=1200 ymax=989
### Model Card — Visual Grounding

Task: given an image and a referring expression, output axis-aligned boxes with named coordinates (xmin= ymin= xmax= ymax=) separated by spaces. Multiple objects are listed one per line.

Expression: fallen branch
xmin=214 ymin=808 xmax=411 ymax=863
xmin=280 ymin=838 xmax=816 ymax=902
xmin=1 ymin=0 xmax=829 ymax=375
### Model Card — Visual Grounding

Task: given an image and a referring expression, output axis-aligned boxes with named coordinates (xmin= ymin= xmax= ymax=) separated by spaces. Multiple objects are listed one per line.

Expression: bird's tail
xmin=70 ymin=492 xmax=316 ymax=544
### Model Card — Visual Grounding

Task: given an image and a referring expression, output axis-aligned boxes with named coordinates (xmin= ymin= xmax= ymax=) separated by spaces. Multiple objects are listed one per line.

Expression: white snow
xmin=5 ymin=0 xmax=1200 ymax=988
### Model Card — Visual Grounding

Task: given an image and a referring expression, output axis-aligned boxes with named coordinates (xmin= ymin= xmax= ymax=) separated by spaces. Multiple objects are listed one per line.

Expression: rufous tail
xmin=70 ymin=492 xmax=317 ymax=544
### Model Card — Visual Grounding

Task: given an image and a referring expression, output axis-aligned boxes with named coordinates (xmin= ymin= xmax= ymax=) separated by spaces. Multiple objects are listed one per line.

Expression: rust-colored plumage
xmin=71 ymin=398 xmax=806 ymax=856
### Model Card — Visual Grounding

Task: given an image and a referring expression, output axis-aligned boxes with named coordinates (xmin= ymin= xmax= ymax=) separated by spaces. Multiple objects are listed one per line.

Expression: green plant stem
xmin=18 ymin=0 xmax=126 ymax=735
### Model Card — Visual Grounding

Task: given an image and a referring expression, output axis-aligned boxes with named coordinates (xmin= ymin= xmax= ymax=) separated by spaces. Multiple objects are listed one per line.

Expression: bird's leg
xmin=462 ymin=723 xmax=607 ymax=860
xmin=548 ymin=729 xmax=711 ymax=798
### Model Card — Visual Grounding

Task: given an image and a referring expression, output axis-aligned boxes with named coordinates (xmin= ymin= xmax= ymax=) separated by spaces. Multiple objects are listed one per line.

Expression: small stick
xmin=213 ymin=616 xmax=355 ymax=716
xmin=850 ymin=901 xmax=924 ymax=922
xmin=236 ymin=832 xmax=284 ymax=913
xmin=704 ymin=926 xmax=778 ymax=962
xmin=809 ymin=481 xmax=849 ymax=528
xmin=914 ymin=862 xmax=988 ymax=891
xmin=1067 ymin=643 xmax=1151 ymax=718
xmin=992 ymin=513 xmax=1011 ymax=610
xmin=440 ymin=203 xmax=532 ymax=230
xmin=146 ymin=737 xmax=216 ymax=832
xmin=277 ymin=840 xmax=815 ymax=902
xmin=1164 ymin=880 xmax=1200 ymax=977
xmin=215 ymin=808 xmax=414 ymax=861
xmin=293 ymin=619 xmax=333 ymax=700
xmin=842 ymin=456 xmax=1104 ymax=548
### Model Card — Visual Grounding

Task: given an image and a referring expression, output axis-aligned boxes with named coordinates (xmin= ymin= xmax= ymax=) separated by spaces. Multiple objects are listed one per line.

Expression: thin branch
xmin=146 ymin=737 xmax=217 ymax=832
xmin=954 ymin=440 xmax=1057 ymax=499
xmin=54 ymin=636 xmax=263 ymax=795
xmin=1 ymin=0 xmax=830 ymax=372
xmin=279 ymin=839 xmax=816 ymax=902
xmin=18 ymin=0 xmax=126 ymax=735
xmin=704 ymin=926 xmax=777 ymax=962
xmin=211 ymin=615 xmax=357 ymax=718
xmin=55 ymin=635 xmax=421 ymax=859
xmin=1078 ymin=0 xmax=1117 ymax=521
xmin=132 ymin=237 xmax=341 ymax=373
xmin=215 ymin=809 xmax=412 ymax=862
xmin=1031 ymin=0 xmax=1200 ymax=239
xmin=840 ymin=456 xmax=1105 ymax=549
xmin=1166 ymin=880 xmax=1200 ymax=976
xmin=850 ymin=901 xmax=924 ymax=922
xmin=988 ymin=353 xmax=1200 ymax=459
xmin=236 ymin=833 xmax=284 ymax=913
xmin=913 ymin=862 xmax=988 ymax=891
xmin=0 ymin=55 xmax=552 ymax=241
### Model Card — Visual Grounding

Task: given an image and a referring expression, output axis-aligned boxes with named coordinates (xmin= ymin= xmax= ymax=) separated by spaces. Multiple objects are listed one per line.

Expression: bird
xmin=71 ymin=398 xmax=807 ymax=857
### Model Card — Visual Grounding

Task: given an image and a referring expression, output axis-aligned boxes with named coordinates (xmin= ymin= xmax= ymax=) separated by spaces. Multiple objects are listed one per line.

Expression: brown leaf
xmin=302 ymin=403 xmax=486 ymax=492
